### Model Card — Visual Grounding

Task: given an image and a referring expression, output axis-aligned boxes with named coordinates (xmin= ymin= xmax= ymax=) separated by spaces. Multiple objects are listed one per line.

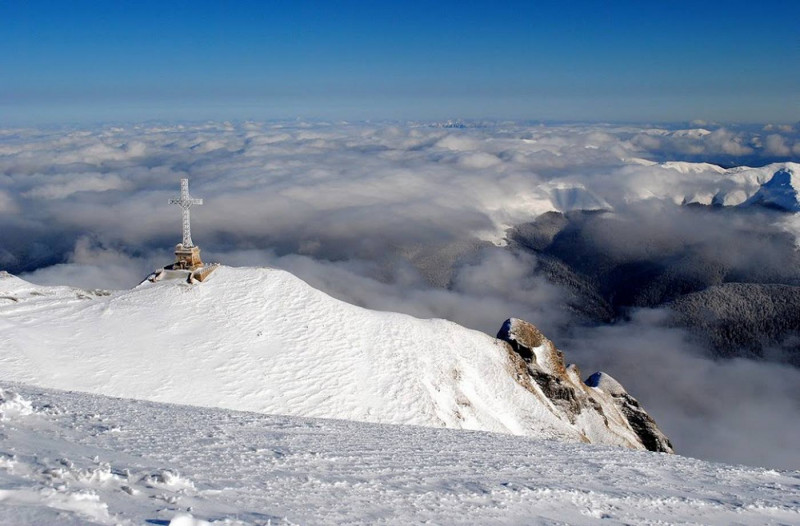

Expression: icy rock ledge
xmin=496 ymin=318 xmax=674 ymax=453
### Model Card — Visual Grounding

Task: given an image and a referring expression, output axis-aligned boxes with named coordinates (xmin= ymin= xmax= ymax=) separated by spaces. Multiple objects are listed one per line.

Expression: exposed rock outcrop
xmin=585 ymin=372 xmax=674 ymax=453
xmin=497 ymin=318 xmax=674 ymax=453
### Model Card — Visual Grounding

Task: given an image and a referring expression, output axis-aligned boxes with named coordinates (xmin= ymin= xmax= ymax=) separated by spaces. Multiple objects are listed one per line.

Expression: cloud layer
xmin=1 ymin=120 xmax=799 ymax=468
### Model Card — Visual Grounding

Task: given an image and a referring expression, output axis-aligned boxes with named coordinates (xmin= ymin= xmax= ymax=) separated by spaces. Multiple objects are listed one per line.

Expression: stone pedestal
xmin=172 ymin=244 xmax=203 ymax=270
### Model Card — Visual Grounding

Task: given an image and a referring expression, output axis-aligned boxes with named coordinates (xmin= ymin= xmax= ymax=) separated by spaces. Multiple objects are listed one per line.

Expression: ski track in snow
xmin=0 ymin=384 xmax=798 ymax=525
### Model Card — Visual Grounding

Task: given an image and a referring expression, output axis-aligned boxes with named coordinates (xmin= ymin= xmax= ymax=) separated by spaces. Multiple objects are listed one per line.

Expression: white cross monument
xmin=168 ymin=178 xmax=204 ymax=270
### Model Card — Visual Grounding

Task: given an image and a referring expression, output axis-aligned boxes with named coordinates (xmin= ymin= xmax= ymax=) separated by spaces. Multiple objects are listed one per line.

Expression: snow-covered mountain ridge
xmin=743 ymin=167 xmax=800 ymax=212
xmin=0 ymin=266 xmax=669 ymax=452
xmin=634 ymin=161 xmax=800 ymax=210
xmin=495 ymin=161 xmax=800 ymax=226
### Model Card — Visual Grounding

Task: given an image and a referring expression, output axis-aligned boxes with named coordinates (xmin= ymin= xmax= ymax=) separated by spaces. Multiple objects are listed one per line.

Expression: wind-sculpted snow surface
xmin=0 ymin=383 xmax=797 ymax=525
xmin=0 ymin=266 xmax=663 ymax=450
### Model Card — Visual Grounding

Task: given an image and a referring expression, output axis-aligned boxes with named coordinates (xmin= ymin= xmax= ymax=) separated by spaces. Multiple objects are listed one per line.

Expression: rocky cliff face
xmin=497 ymin=318 xmax=674 ymax=453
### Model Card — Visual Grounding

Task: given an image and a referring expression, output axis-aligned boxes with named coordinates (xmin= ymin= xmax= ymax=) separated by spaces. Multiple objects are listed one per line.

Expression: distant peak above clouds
xmin=742 ymin=165 xmax=800 ymax=212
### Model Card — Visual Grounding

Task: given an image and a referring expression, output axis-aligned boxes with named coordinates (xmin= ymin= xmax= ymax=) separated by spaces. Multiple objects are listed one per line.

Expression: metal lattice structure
xmin=168 ymin=178 xmax=203 ymax=248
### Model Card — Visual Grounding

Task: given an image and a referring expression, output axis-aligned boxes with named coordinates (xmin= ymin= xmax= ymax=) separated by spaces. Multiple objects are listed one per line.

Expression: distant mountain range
xmin=509 ymin=164 xmax=800 ymax=364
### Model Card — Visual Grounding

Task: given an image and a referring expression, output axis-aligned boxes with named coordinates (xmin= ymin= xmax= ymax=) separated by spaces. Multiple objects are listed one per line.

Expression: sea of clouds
xmin=1 ymin=120 xmax=799 ymax=469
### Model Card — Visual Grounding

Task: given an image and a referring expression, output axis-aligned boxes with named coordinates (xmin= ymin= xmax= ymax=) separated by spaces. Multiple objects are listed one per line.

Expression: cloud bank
xmin=1 ymin=120 xmax=799 ymax=469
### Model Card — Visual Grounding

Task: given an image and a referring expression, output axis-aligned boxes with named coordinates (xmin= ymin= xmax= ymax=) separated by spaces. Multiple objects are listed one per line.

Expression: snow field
xmin=0 ymin=383 xmax=797 ymax=525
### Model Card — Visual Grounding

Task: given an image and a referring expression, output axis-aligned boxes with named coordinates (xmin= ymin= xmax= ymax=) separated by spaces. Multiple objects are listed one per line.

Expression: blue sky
xmin=2 ymin=0 xmax=799 ymax=125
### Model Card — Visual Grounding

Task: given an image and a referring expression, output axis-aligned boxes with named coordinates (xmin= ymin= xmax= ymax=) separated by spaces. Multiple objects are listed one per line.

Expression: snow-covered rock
xmin=0 ymin=266 xmax=668 ymax=452
xmin=585 ymin=372 xmax=673 ymax=453
xmin=497 ymin=318 xmax=673 ymax=453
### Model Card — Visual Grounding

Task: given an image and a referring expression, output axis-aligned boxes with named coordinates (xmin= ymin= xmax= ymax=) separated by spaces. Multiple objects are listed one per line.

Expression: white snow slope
xmin=0 ymin=266 xmax=643 ymax=449
xmin=0 ymin=383 xmax=797 ymax=526
xmin=743 ymin=167 xmax=800 ymax=212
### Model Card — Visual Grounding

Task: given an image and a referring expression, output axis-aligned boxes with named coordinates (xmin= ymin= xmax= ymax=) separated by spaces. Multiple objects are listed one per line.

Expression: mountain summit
xmin=743 ymin=166 xmax=800 ymax=212
xmin=0 ymin=267 xmax=670 ymax=452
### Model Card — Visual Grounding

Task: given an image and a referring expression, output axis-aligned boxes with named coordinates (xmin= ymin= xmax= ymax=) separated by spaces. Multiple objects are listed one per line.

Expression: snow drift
xmin=0 ymin=267 xmax=669 ymax=452
xmin=0 ymin=383 xmax=793 ymax=526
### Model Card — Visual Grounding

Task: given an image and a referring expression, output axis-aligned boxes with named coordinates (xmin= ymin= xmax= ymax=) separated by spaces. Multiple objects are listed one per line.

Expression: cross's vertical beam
xmin=169 ymin=178 xmax=203 ymax=248
xmin=180 ymin=179 xmax=194 ymax=247
xmin=182 ymin=205 xmax=193 ymax=247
